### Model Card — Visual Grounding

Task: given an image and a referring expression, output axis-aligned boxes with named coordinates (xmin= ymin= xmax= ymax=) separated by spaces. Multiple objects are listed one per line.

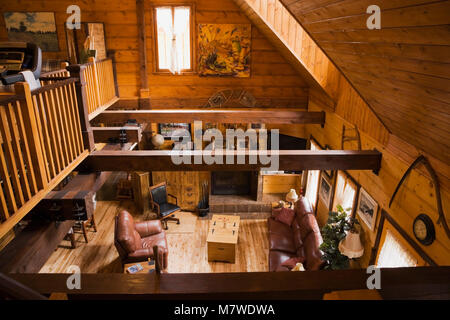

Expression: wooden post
xmin=136 ymin=0 xmax=151 ymax=109
xmin=107 ymin=50 xmax=120 ymax=97
xmin=88 ymin=57 xmax=101 ymax=108
xmin=131 ymin=171 xmax=150 ymax=214
xmin=153 ymin=245 xmax=161 ymax=274
xmin=14 ymin=82 xmax=48 ymax=189
xmin=66 ymin=64 xmax=95 ymax=152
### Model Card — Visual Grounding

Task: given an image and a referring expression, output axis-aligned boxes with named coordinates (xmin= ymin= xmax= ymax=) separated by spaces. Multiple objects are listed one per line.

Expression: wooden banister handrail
xmin=5 ymin=267 xmax=450 ymax=299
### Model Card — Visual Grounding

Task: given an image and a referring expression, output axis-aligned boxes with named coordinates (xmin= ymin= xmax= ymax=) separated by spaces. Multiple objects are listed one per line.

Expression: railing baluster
xmin=13 ymin=100 xmax=38 ymax=194
xmin=5 ymin=102 xmax=32 ymax=201
xmin=0 ymin=105 xmax=25 ymax=206
xmin=14 ymin=82 xmax=48 ymax=190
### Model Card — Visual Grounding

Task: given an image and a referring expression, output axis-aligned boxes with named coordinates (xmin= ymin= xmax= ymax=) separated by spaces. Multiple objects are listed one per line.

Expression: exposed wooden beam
xmin=83 ymin=150 xmax=382 ymax=172
xmin=93 ymin=109 xmax=326 ymax=125
xmin=92 ymin=126 xmax=142 ymax=143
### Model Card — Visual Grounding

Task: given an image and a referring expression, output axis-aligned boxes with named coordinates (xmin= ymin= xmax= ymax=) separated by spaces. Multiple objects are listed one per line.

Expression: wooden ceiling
xmin=280 ymin=0 xmax=450 ymax=164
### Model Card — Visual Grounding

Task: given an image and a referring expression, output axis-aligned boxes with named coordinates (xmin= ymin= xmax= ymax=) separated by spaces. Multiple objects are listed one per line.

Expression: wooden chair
xmin=149 ymin=182 xmax=181 ymax=230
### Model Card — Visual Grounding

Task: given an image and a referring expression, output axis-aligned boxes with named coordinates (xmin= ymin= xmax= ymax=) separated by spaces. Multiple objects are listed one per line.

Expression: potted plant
xmin=319 ymin=205 xmax=359 ymax=270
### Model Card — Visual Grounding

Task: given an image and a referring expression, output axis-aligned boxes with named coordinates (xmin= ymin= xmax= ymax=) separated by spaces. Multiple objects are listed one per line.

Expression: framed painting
xmin=198 ymin=24 xmax=251 ymax=77
xmin=319 ymin=174 xmax=333 ymax=209
xmin=4 ymin=12 xmax=59 ymax=51
xmin=357 ymin=188 xmax=379 ymax=231
xmin=158 ymin=123 xmax=191 ymax=140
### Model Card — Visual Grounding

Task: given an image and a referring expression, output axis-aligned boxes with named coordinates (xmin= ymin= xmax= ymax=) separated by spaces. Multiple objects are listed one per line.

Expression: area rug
xmin=165 ymin=212 xmax=197 ymax=234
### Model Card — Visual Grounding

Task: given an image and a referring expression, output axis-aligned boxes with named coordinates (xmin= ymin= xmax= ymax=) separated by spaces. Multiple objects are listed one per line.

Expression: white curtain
xmin=305 ymin=142 xmax=320 ymax=209
xmin=377 ymin=229 xmax=418 ymax=268
xmin=156 ymin=7 xmax=190 ymax=74
xmin=333 ymin=172 xmax=356 ymax=213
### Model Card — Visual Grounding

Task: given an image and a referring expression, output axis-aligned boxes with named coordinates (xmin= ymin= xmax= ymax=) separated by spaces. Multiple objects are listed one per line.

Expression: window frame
xmin=331 ymin=170 xmax=359 ymax=218
xmin=369 ymin=209 xmax=437 ymax=266
xmin=151 ymin=3 xmax=196 ymax=75
xmin=304 ymin=136 xmax=323 ymax=211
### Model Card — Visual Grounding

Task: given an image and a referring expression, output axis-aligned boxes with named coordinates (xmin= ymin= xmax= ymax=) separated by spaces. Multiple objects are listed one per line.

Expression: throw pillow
xmin=274 ymin=208 xmax=295 ymax=226
xmin=291 ymin=262 xmax=305 ymax=272
xmin=281 ymin=256 xmax=305 ymax=269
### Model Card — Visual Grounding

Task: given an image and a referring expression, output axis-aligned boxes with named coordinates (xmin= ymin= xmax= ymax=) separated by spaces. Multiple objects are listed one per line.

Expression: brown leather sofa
xmin=114 ymin=210 xmax=168 ymax=269
xmin=268 ymin=198 xmax=325 ymax=271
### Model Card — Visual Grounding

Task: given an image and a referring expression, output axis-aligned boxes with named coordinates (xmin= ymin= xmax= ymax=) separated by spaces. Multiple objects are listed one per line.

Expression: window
xmin=377 ymin=229 xmax=418 ymax=268
xmin=154 ymin=6 xmax=192 ymax=74
xmin=305 ymin=140 xmax=320 ymax=209
xmin=332 ymin=171 xmax=357 ymax=215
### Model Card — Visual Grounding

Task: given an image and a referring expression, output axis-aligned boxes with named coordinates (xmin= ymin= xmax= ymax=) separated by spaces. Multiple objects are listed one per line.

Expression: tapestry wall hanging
xmin=4 ymin=12 xmax=59 ymax=51
xmin=198 ymin=24 xmax=251 ymax=77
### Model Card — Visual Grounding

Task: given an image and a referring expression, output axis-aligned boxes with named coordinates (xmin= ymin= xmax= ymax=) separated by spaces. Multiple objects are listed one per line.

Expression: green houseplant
xmin=320 ymin=205 xmax=359 ymax=270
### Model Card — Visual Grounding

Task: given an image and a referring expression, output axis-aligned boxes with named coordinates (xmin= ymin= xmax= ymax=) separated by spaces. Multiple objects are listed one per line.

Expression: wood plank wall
xmin=306 ymin=92 xmax=450 ymax=267
xmin=0 ymin=0 xmax=309 ymax=109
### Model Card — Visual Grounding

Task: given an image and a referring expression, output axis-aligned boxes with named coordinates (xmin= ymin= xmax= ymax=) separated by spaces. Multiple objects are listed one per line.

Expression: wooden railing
xmin=2 ymin=267 xmax=450 ymax=300
xmin=0 ymin=80 xmax=89 ymax=238
xmin=81 ymin=58 xmax=118 ymax=120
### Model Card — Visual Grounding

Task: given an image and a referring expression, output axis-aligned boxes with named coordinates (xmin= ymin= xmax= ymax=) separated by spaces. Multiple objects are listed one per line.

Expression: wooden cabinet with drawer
xmin=207 ymin=215 xmax=240 ymax=263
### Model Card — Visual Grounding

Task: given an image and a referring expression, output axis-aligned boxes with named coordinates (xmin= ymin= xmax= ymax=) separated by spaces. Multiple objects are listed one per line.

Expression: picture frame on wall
xmin=318 ymin=174 xmax=333 ymax=209
xmin=158 ymin=123 xmax=191 ymax=140
xmin=65 ymin=22 xmax=107 ymax=64
xmin=357 ymin=188 xmax=379 ymax=231
xmin=4 ymin=12 xmax=59 ymax=52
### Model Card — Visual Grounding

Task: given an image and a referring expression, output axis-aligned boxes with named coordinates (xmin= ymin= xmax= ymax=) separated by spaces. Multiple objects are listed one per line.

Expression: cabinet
xmin=152 ymin=172 xmax=210 ymax=211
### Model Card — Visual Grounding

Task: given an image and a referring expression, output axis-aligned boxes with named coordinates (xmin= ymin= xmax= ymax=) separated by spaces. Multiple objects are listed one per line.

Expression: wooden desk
xmin=207 ymin=215 xmax=240 ymax=263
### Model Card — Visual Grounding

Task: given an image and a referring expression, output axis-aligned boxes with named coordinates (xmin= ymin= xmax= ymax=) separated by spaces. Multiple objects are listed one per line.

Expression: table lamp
xmin=339 ymin=230 xmax=364 ymax=259
xmin=286 ymin=189 xmax=298 ymax=208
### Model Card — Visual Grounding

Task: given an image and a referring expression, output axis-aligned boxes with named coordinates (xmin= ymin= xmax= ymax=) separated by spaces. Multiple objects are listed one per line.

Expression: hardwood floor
xmin=40 ymin=201 xmax=269 ymax=273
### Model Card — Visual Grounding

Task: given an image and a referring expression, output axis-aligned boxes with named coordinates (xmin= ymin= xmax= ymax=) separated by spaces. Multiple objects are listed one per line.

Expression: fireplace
xmin=211 ymin=171 xmax=251 ymax=195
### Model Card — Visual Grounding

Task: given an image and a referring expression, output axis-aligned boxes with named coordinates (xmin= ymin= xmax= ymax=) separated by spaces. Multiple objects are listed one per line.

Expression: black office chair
xmin=149 ymin=182 xmax=180 ymax=230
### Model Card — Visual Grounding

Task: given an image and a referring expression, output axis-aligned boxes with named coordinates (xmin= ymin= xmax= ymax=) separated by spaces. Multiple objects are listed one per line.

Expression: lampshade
xmin=286 ymin=189 xmax=298 ymax=203
xmin=339 ymin=231 xmax=364 ymax=259
xmin=151 ymin=134 xmax=165 ymax=148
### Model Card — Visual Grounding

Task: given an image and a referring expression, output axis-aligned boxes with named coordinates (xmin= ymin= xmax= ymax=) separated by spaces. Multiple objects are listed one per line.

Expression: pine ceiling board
xmin=310 ymin=25 xmax=450 ymax=45
xmin=281 ymin=0 xmax=450 ymax=163
xmin=293 ymin=0 xmax=445 ymax=23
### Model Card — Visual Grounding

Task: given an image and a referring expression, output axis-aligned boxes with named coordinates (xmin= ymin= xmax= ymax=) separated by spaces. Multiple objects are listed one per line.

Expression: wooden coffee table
xmin=207 ymin=214 xmax=240 ymax=263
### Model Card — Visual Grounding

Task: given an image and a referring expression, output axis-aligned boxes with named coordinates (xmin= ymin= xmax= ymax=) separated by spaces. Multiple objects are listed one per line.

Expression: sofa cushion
xmin=269 ymin=250 xmax=296 ymax=272
xmin=303 ymin=231 xmax=324 ymax=271
xmin=298 ymin=214 xmax=321 ymax=241
xmin=291 ymin=219 xmax=300 ymax=231
xmin=293 ymin=228 xmax=303 ymax=250
xmin=273 ymin=207 xmax=295 ymax=226
xmin=295 ymin=197 xmax=314 ymax=217
xmin=269 ymin=232 xmax=296 ymax=253
xmin=268 ymin=217 xmax=292 ymax=235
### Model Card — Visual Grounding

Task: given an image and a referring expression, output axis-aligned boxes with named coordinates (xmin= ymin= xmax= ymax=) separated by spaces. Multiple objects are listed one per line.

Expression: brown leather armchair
xmin=114 ymin=210 xmax=168 ymax=269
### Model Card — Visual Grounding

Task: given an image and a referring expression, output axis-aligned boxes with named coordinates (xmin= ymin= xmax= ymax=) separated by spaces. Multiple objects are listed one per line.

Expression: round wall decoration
xmin=413 ymin=214 xmax=435 ymax=246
